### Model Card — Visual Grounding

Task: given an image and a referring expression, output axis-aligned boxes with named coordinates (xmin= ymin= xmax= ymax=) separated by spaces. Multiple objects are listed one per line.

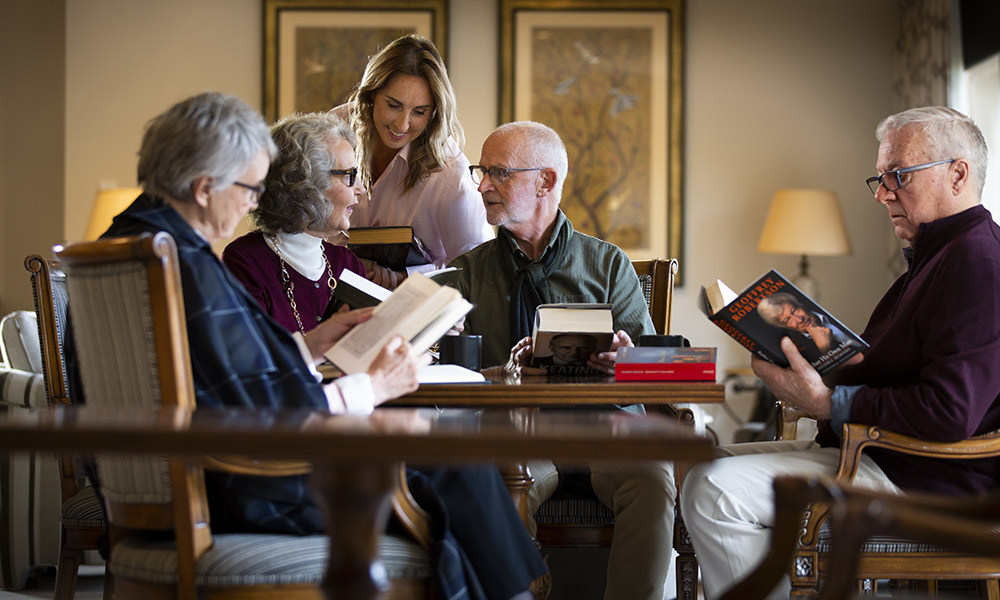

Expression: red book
xmin=614 ymin=347 xmax=717 ymax=382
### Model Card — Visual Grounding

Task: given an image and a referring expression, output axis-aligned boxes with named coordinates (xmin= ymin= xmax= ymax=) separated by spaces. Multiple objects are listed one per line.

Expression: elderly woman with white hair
xmin=68 ymin=92 xmax=426 ymax=537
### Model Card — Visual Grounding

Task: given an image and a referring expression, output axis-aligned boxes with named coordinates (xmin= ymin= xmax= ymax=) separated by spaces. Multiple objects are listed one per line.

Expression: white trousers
xmin=527 ymin=459 xmax=677 ymax=600
xmin=679 ymin=440 xmax=902 ymax=600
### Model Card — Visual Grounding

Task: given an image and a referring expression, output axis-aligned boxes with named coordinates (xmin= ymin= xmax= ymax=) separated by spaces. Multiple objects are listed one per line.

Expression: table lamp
xmin=757 ymin=188 xmax=851 ymax=300
xmin=84 ymin=187 xmax=141 ymax=240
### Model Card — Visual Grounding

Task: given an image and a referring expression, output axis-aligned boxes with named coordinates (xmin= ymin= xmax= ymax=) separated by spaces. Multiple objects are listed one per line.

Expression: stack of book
xmin=614 ymin=347 xmax=717 ymax=381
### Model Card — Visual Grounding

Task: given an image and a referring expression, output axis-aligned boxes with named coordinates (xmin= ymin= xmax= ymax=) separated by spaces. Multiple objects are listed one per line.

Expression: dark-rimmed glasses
xmin=330 ymin=167 xmax=358 ymax=188
xmin=233 ymin=181 xmax=265 ymax=198
xmin=469 ymin=165 xmax=545 ymax=185
xmin=865 ymin=159 xmax=955 ymax=195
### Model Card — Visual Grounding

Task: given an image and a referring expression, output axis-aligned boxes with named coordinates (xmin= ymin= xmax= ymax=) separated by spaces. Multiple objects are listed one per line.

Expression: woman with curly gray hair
xmin=223 ymin=112 xmax=366 ymax=334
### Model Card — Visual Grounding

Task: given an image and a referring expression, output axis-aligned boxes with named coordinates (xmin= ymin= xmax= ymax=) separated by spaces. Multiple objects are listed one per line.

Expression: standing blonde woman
xmin=343 ymin=34 xmax=492 ymax=288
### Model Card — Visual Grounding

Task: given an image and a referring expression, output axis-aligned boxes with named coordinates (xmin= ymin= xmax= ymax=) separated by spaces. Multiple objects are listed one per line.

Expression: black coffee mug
xmin=638 ymin=334 xmax=691 ymax=348
xmin=438 ymin=335 xmax=483 ymax=370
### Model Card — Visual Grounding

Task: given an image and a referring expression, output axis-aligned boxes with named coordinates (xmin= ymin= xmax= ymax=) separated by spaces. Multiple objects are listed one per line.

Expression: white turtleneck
xmin=265 ymin=231 xmax=326 ymax=280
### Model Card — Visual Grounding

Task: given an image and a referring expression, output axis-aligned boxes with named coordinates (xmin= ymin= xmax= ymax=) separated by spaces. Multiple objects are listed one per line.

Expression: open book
xmin=334 ymin=268 xmax=463 ymax=309
xmin=325 ymin=273 xmax=472 ymax=374
xmin=530 ymin=303 xmax=614 ymax=375
xmin=698 ymin=269 xmax=868 ymax=374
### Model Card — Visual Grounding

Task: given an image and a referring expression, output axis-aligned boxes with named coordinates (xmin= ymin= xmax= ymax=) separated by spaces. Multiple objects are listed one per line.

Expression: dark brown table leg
xmin=311 ymin=460 xmax=398 ymax=600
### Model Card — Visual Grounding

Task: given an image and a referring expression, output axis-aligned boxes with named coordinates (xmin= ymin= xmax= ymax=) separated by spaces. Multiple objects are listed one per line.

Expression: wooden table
xmin=0 ymin=405 xmax=712 ymax=600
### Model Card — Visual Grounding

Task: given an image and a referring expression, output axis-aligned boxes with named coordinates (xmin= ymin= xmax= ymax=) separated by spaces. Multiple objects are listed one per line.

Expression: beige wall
xmin=4 ymin=0 xmax=899 ymax=435
xmin=0 ymin=0 xmax=65 ymax=315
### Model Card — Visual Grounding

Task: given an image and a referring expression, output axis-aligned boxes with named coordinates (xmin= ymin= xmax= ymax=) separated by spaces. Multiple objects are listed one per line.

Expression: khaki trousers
xmin=527 ymin=459 xmax=677 ymax=600
xmin=679 ymin=440 xmax=901 ymax=600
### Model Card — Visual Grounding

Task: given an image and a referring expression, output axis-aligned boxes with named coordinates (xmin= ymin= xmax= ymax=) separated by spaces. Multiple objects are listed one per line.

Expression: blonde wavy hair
xmin=348 ymin=34 xmax=464 ymax=191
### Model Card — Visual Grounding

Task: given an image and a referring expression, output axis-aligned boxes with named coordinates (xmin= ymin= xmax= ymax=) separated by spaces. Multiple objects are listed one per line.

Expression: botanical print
xmin=294 ymin=27 xmax=416 ymax=112
xmin=530 ymin=26 xmax=653 ymax=249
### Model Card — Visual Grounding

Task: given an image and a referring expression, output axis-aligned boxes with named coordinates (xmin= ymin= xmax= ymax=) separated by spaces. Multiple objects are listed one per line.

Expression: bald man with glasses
xmin=681 ymin=106 xmax=1000 ymax=600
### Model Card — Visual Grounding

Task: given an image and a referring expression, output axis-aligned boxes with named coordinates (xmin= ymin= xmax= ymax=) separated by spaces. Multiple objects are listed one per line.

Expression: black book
xmin=347 ymin=226 xmax=430 ymax=271
xmin=698 ymin=269 xmax=868 ymax=374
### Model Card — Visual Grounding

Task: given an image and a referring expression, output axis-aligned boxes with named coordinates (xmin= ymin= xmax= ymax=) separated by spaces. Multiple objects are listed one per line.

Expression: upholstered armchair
xmin=56 ymin=233 xmax=434 ymax=600
xmin=0 ymin=310 xmax=61 ymax=590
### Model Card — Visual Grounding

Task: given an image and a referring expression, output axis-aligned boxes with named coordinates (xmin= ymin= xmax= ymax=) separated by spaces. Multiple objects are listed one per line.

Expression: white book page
xmin=325 ymin=274 xmax=462 ymax=374
xmin=338 ymin=268 xmax=391 ymax=302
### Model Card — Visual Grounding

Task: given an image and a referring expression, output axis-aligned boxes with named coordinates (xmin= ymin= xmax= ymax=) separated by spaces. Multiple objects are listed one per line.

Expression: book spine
xmin=614 ymin=363 xmax=716 ymax=381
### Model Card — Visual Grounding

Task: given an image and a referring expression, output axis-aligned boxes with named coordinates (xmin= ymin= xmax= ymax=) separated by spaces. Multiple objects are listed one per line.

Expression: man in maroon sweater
xmin=681 ymin=106 xmax=999 ymax=600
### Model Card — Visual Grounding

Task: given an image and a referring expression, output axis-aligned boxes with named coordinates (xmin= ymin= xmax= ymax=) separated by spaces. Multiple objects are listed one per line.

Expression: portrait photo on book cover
xmin=754 ymin=291 xmax=862 ymax=365
xmin=532 ymin=332 xmax=608 ymax=375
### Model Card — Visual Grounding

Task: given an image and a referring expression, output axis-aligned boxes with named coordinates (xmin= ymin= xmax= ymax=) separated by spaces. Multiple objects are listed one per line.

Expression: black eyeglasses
xmin=469 ymin=165 xmax=545 ymax=185
xmin=865 ymin=159 xmax=954 ymax=195
xmin=330 ymin=167 xmax=358 ymax=188
xmin=233 ymin=181 xmax=265 ymax=198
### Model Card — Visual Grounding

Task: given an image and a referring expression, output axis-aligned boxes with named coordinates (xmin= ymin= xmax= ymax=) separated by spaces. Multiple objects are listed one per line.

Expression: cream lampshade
xmin=84 ymin=187 xmax=142 ymax=241
xmin=757 ymin=188 xmax=851 ymax=300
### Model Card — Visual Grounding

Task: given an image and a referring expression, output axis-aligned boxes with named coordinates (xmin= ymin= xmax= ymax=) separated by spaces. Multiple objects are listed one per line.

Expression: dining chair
xmin=720 ymin=471 xmax=1000 ymax=600
xmin=773 ymin=410 xmax=1000 ymax=598
xmin=26 ymin=254 xmax=111 ymax=600
xmin=55 ymin=233 xmax=434 ymax=600
xmin=532 ymin=257 xmax=702 ymax=600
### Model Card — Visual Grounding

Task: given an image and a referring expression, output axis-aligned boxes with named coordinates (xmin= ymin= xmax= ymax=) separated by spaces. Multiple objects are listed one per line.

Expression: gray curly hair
xmin=252 ymin=112 xmax=357 ymax=234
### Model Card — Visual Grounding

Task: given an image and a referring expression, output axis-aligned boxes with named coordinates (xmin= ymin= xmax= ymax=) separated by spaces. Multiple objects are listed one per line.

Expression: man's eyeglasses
xmin=865 ymin=159 xmax=955 ymax=195
xmin=233 ymin=181 xmax=265 ymax=198
xmin=469 ymin=165 xmax=545 ymax=185
xmin=330 ymin=167 xmax=358 ymax=188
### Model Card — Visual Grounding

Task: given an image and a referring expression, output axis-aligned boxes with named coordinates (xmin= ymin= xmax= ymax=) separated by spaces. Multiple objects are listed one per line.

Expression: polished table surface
xmin=0 ymin=405 xmax=713 ymax=600
xmin=398 ymin=374 xmax=725 ymax=406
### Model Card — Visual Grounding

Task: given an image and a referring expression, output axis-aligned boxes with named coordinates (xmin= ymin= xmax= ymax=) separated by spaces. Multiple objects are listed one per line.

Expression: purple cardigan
xmin=222 ymin=232 xmax=365 ymax=333
xmin=819 ymin=205 xmax=1000 ymax=494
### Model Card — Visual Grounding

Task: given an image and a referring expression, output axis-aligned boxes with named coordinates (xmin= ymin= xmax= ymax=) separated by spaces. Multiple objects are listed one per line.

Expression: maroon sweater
xmin=818 ymin=205 xmax=1000 ymax=495
xmin=222 ymin=232 xmax=365 ymax=333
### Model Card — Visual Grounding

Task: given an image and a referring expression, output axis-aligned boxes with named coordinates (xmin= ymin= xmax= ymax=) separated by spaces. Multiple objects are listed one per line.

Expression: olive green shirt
xmin=449 ymin=210 xmax=655 ymax=367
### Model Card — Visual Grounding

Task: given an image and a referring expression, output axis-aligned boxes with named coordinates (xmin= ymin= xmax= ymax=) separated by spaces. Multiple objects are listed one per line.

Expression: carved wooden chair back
xmin=26 ymin=253 xmax=111 ymax=600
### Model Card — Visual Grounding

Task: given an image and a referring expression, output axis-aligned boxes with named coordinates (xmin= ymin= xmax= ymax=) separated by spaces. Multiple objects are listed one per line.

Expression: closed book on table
xmin=347 ymin=226 xmax=430 ymax=271
xmin=614 ymin=347 xmax=717 ymax=381
xmin=531 ymin=303 xmax=614 ymax=376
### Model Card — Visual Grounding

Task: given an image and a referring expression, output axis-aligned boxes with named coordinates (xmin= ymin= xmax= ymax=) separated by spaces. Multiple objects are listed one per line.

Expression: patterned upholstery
xmin=111 ymin=534 xmax=430 ymax=586
xmin=61 ymin=486 xmax=106 ymax=529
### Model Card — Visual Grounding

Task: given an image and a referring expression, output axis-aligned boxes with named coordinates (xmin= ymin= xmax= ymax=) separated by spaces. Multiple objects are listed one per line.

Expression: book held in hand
xmin=324 ymin=273 xmax=472 ymax=374
xmin=347 ymin=226 xmax=430 ymax=271
xmin=614 ymin=347 xmax=717 ymax=381
xmin=531 ymin=303 xmax=614 ymax=376
xmin=698 ymin=269 xmax=868 ymax=374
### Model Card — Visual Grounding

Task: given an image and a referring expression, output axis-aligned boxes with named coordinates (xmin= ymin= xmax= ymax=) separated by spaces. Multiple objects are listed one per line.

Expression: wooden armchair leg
xmin=675 ymin=510 xmax=698 ymax=600
xmin=54 ymin=545 xmax=83 ymax=600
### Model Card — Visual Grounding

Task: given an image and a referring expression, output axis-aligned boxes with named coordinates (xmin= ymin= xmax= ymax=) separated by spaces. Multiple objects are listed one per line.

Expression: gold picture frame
xmin=500 ymin=0 xmax=685 ymax=277
xmin=263 ymin=0 xmax=448 ymax=124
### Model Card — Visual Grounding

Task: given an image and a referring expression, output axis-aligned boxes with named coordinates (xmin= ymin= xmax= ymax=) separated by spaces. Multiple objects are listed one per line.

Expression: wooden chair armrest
xmin=197 ymin=455 xmax=312 ymax=476
xmin=198 ymin=457 xmax=433 ymax=549
xmin=835 ymin=423 xmax=1000 ymax=482
xmin=774 ymin=400 xmax=813 ymax=441
xmin=392 ymin=464 xmax=432 ymax=549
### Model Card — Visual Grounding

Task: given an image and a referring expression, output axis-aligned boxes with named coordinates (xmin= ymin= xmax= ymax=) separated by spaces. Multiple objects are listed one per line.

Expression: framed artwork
xmin=263 ymin=0 xmax=448 ymax=123
xmin=500 ymin=0 xmax=685 ymax=277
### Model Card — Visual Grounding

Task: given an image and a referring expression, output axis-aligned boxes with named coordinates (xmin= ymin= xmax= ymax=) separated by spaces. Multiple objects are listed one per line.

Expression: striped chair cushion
xmin=536 ymin=498 xmax=615 ymax=525
xmin=0 ymin=368 xmax=47 ymax=409
xmin=111 ymin=533 xmax=430 ymax=586
xmin=62 ymin=485 xmax=105 ymax=528
xmin=816 ymin=523 xmax=947 ymax=554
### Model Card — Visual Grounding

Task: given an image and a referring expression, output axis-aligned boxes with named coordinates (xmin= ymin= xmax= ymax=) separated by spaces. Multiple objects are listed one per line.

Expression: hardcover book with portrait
xmin=614 ymin=346 xmax=717 ymax=381
xmin=698 ymin=270 xmax=868 ymax=375
xmin=530 ymin=303 xmax=614 ymax=376
xmin=347 ymin=226 xmax=431 ymax=271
